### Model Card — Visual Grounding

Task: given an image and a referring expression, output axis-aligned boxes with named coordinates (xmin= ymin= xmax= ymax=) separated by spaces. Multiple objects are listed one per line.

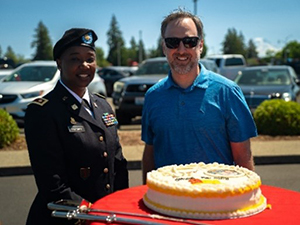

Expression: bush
xmin=0 ymin=109 xmax=19 ymax=148
xmin=254 ymin=99 xmax=300 ymax=136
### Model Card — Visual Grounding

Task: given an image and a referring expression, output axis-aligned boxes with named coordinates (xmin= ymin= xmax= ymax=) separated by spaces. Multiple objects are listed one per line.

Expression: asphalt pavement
xmin=0 ymin=136 xmax=299 ymax=225
xmin=0 ymin=137 xmax=300 ymax=176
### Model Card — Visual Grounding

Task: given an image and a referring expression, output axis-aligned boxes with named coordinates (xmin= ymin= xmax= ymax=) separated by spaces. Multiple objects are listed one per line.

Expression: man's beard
xmin=169 ymin=54 xmax=199 ymax=74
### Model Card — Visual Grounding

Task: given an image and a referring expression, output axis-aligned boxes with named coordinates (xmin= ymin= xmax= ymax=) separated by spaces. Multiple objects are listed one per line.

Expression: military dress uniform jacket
xmin=25 ymin=81 xmax=128 ymax=225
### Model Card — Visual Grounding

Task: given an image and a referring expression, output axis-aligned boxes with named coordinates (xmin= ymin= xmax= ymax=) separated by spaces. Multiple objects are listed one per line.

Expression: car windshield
xmin=4 ymin=65 xmax=57 ymax=82
xmin=225 ymin=58 xmax=244 ymax=66
xmin=235 ymin=69 xmax=291 ymax=85
xmin=134 ymin=61 xmax=170 ymax=75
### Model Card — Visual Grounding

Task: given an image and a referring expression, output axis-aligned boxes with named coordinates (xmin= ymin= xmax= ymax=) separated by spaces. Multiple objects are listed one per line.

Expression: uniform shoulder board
xmin=94 ymin=93 xmax=106 ymax=99
xmin=29 ymin=98 xmax=49 ymax=106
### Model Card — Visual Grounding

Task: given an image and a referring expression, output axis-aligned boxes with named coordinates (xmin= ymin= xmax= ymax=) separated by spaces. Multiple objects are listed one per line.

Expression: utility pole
xmin=193 ymin=0 xmax=198 ymax=15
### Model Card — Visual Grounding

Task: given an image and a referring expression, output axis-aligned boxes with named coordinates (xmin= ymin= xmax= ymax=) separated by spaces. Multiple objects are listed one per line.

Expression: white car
xmin=0 ymin=61 xmax=106 ymax=125
xmin=0 ymin=69 xmax=14 ymax=81
xmin=206 ymin=54 xmax=247 ymax=80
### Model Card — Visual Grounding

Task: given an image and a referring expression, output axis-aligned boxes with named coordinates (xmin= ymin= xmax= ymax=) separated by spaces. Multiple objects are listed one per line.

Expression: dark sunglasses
xmin=164 ymin=36 xmax=200 ymax=49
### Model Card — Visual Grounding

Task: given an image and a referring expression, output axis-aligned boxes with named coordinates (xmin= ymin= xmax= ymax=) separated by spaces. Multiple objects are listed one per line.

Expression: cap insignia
xmin=82 ymin=32 xmax=93 ymax=44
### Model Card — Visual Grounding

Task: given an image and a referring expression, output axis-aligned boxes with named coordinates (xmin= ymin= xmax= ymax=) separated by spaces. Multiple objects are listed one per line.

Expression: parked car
xmin=112 ymin=57 xmax=221 ymax=125
xmin=235 ymin=65 xmax=300 ymax=113
xmin=206 ymin=54 xmax=247 ymax=80
xmin=112 ymin=57 xmax=169 ymax=125
xmin=0 ymin=69 xmax=14 ymax=81
xmin=0 ymin=61 xmax=106 ymax=125
xmin=200 ymin=58 xmax=219 ymax=73
xmin=0 ymin=57 xmax=16 ymax=80
xmin=98 ymin=66 xmax=137 ymax=96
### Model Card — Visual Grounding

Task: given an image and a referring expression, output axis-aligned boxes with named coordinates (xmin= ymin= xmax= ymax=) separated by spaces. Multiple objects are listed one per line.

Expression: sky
xmin=1 ymin=0 xmax=300 ymax=59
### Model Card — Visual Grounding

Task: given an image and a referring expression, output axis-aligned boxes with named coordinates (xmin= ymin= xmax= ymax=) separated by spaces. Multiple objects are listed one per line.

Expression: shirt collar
xmin=59 ymin=79 xmax=90 ymax=104
xmin=165 ymin=63 xmax=209 ymax=91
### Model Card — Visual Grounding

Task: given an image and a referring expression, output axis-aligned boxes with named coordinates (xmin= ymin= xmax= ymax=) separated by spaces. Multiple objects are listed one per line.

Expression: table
xmin=88 ymin=185 xmax=300 ymax=225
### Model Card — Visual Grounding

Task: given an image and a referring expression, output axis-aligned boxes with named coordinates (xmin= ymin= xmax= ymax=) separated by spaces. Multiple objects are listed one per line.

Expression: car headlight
xmin=282 ymin=92 xmax=291 ymax=101
xmin=21 ymin=91 xmax=44 ymax=99
xmin=113 ymin=81 xmax=125 ymax=93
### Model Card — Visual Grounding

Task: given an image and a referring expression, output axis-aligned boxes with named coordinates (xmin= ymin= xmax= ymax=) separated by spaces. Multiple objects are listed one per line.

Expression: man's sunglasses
xmin=164 ymin=37 xmax=200 ymax=49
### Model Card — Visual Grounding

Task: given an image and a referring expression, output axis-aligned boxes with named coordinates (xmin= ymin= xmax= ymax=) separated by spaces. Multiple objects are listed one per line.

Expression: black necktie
xmin=82 ymin=99 xmax=93 ymax=112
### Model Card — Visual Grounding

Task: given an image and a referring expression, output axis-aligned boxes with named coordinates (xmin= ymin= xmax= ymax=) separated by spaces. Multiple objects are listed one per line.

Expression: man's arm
xmin=231 ymin=139 xmax=255 ymax=171
xmin=142 ymin=144 xmax=155 ymax=184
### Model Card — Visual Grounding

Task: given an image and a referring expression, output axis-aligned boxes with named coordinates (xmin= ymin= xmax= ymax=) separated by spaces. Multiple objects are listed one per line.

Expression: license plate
xmin=135 ymin=97 xmax=144 ymax=105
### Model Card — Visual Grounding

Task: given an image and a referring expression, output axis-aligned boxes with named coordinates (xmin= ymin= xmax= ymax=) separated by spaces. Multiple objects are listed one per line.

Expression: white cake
xmin=143 ymin=162 xmax=267 ymax=220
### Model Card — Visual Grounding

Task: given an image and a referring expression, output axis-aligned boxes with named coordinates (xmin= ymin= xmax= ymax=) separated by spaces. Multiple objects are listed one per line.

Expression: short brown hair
xmin=161 ymin=8 xmax=203 ymax=40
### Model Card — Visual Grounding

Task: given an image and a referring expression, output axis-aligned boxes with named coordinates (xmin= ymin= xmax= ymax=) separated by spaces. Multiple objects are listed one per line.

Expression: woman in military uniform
xmin=25 ymin=28 xmax=128 ymax=225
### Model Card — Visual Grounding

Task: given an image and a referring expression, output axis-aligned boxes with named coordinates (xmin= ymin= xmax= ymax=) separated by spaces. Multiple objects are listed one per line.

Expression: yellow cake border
xmin=146 ymin=180 xmax=262 ymax=198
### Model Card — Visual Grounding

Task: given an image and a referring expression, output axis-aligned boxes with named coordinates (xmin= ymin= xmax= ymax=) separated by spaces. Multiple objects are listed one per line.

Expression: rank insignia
xmin=102 ymin=113 xmax=118 ymax=127
xmin=30 ymin=98 xmax=48 ymax=106
xmin=71 ymin=104 xmax=78 ymax=110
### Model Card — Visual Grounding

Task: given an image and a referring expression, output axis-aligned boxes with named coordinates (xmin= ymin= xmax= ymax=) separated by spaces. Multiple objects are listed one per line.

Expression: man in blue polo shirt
xmin=141 ymin=9 xmax=257 ymax=184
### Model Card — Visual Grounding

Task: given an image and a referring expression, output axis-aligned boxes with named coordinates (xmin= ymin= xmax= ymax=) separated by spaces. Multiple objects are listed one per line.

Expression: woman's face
xmin=57 ymin=46 xmax=96 ymax=97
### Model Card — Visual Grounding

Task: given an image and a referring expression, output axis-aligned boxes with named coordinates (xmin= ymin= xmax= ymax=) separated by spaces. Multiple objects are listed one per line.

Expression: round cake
xmin=143 ymin=162 xmax=267 ymax=220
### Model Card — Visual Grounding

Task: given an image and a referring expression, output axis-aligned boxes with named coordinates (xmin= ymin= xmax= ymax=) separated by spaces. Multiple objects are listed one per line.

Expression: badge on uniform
xmin=102 ymin=113 xmax=118 ymax=127
xmin=30 ymin=98 xmax=48 ymax=106
xmin=68 ymin=117 xmax=85 ymax=132
xmin=71 ymin=104 xmax=78 ymax=110
xmin=68 ymin=125 xmax=85 ymax=133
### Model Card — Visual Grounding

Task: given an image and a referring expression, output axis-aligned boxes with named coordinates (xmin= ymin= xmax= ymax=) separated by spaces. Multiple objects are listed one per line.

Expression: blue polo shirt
xmin=142 ymin=64 xmax=257 ymax=168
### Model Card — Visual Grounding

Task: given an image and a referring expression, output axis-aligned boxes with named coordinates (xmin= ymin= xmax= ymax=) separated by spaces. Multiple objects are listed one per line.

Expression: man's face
xmin=56 ymin=46 xmax=96 ymax=97
xmin=162 ymin=18 xmax=203 ymax=75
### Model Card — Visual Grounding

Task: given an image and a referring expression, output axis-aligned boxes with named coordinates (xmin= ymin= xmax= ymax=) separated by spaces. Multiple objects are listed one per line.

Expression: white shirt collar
xmin=59 ymin=79 xmax=90 ymax=104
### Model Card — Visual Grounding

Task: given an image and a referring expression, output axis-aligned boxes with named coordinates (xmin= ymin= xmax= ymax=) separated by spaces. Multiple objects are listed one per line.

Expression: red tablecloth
xmin=87 ymin=185 xmax=300 ymax=225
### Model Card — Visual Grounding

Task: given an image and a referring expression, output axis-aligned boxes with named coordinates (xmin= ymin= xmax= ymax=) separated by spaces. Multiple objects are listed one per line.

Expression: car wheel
xmin=115 ymin=109 xmax=132 ymax=125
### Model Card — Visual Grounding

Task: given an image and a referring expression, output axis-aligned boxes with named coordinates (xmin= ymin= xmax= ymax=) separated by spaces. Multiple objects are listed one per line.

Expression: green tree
xmin=4 ymin=46 xmax=18 ymax=64
xmin=106 ymin=15 xmax=125 ymax=66
xmin=282 ymin=41 xmax=300 ymax=60
xmin=31 ymin=21 xmax=52 ymax=60
xmin=246 ymin=39 xmax=258 ymax=59
xmin=222 ymin=28 xmax=246 ymax=56
xmin=95 ymin=47 xmax=109 ymax=68
xmin=148 ymin=36 xmax=164 ymax=58
xmin=126 ymin=37 xmax=139 ymax=64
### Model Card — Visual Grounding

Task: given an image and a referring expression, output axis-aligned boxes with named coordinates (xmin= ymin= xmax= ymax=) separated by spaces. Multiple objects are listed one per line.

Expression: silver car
xmin=235 ymin=65 xmax=300 ymax=113
xmin=0 ymin=61 xmax=106 ymax=125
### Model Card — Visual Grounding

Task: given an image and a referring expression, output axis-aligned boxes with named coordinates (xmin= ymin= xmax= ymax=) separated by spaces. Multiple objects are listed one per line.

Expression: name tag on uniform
xmin=68 ymin=125 xmax=85 ymax=133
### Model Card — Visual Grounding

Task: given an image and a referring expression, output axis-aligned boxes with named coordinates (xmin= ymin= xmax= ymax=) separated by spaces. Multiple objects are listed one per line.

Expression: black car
xmin=98 ymin=66 xmax=137 ymax=96
xmin=235 ymin=65 xmax=300 ymax=113
xmin=112 ymin=57 xmax=170 ymax=125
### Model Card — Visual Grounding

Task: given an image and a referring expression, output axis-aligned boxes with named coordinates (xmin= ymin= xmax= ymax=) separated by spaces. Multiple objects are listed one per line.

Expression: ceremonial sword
xmin=52 ymin=210 xmax=164 ymax=225
xmin=48 ymin=200 xmax=210 ymax=225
